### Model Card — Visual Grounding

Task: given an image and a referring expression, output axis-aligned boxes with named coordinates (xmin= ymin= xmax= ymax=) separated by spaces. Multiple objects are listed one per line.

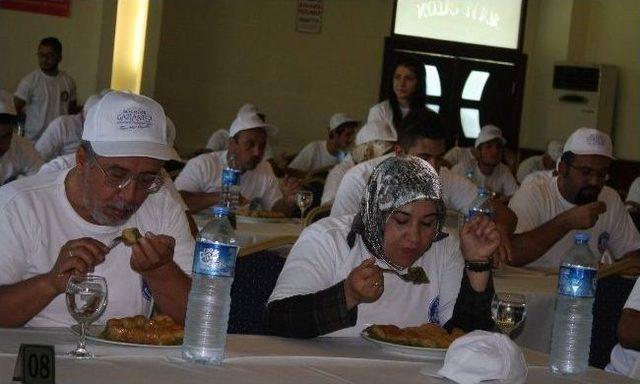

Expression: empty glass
xmin=65 ymin=275 xmax=108 ymax=358
xmin=491 ymin=292 xmax=526 ymax=337
xmin=295 ymin=190 xmax=313 ymax=223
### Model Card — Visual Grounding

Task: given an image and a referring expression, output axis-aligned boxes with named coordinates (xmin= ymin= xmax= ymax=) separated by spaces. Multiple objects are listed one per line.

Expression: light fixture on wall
xmin=110 ymin=0 xmax=149 ymax=93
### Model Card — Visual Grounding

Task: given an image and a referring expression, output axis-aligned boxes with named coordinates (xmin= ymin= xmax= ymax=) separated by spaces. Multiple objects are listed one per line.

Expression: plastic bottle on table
xmin=549 ymin=232 xmax=598 ymax=375
xmin=221 ymin=154 xmax=241 ymax=228
xmin=467 ymin=187 xmax=495 ymax=221
xmin=182 ymin=205 xmax=239 ymax=365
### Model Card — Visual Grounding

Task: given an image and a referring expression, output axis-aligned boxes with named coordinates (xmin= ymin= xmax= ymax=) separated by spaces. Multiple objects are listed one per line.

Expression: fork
xmin=380 ymin=266 xmax=430 ymax=284
xmin=107 ymin=236 xmax=123 ymax=252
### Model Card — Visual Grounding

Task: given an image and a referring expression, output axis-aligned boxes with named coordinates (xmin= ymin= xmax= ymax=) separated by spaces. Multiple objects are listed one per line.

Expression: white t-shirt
xmin=37 ymin=154 xmax=188 ymax=210
xmin=175 ymin=150 xmax=282 ymax=210
xmin=288 ymin=140 xmax=338 ymax=173
xmin=206 ymin=129 xmax=229 ymax=151
xmin=321 ymin=156 xmax=355 ymax=205
xmin=268 ymin=215 xmax=464 ymax=336
xmin=627 ymin=177 xmax=640 ymax=204
xmin=0 ymin=170 xmax=194 ymax=327
xmin=0 ymin=135 xmax=44 ymax=185
xmin=444 ymin=146 xmax=475 ymax=167
xmin=517 ymin=155 xmax=545 ymax=184
xmin=520 ymin=169 xmax=554 ymax=187
xmin=367 ymin=100 xmax=407 ymax=132
xmin=15 ymin=70 xmax=76 ymax=141
xmin=330 ymin=155 xmax=477 ymax=217
xmin=509 ymin=176 xmax=640 ymax=268
xmin=452 ymin=159 xmax=519 ymax=197
xmin=607 ymin=277 xmax=640 ymax=377
xmin=34 ymin=113 xmax=83 ymax=161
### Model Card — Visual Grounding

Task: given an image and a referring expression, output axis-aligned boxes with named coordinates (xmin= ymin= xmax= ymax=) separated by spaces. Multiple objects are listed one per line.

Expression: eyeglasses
xmin=88 ymin=151 xmax=164 ymax=193
xmin=568 ymin=164 xmax=610 ymax=181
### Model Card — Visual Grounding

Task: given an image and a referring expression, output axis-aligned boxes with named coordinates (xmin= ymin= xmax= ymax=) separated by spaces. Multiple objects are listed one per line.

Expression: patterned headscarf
xmin=347 ymin=155 xmax=447 ymax=270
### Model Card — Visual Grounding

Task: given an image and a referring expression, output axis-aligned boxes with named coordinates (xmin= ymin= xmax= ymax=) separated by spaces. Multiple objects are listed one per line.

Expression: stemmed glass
xmin=295 ymin=190 xmax=313 ymax=223
xmin=491 ymin=292 xmax=526 ymax=337
xmin=65 ymin=275 xmax=108 ymax=359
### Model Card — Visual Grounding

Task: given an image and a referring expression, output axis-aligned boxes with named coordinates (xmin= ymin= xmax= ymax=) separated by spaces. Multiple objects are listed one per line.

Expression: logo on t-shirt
xmin=60 ymin=90 xmax=69 ymax=102
xmin=598 ymin=232 xmax=610 ymax=255
xmin=117 ymin=108 xmax=153 ymax=130
xmin=428 ymin=296 xmax=440 ymax=325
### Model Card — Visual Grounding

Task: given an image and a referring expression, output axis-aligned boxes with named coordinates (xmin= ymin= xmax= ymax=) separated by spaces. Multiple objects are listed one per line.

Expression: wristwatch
xmin=465 ymin=260 xmax=492 ymax=272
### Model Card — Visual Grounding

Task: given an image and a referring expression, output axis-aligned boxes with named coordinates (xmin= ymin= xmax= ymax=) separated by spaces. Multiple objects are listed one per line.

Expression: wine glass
xmin=491 ymin=292 xmax=526 ymax=337
xmin=295 ymin=190 xmax=313 ymax=223
xmin=66 ymin=275 xmax=108 ymax=358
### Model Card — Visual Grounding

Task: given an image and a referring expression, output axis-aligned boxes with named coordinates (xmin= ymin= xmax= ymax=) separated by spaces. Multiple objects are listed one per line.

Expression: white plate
xmin=236 ymin=214 xmax=291 ymax=224
xmin=361 ymin=329 xmax=447 ymax=361
xmin=71 ymin=324 xmax=181 ymax=349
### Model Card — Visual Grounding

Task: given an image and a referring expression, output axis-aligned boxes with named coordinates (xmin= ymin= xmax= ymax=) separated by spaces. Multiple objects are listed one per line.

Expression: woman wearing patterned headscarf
xmin=266 ymin=156 xmax=499 ymax=338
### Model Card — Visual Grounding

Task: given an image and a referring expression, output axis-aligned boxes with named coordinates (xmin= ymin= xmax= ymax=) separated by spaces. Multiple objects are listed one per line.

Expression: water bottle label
xmin=222 ymin=168 xmax=240 ymax=186
xmin=557 ymin=265 xmax=597 ymax=298
xmin=193 ymin=240 xmax=239 ymax=277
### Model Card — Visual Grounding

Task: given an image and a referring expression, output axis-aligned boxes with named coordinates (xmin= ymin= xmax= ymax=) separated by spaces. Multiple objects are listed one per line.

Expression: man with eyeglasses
xmin=0 ymin=91 xmax=194 ymax=327
xmin=14 ymin=37 xmax=77 ymax=141
xmin=508 ymin=128 xmax=640 ymax=267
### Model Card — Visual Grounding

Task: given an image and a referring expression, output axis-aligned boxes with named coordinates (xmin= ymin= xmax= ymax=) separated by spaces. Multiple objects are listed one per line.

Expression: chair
xmin=589 ymin=274 xmax=637 ymax=369
xmin=228 ymin=251 xmax=286 ymax=335
xmin=304 ymin=203 xmax=332 ymax=227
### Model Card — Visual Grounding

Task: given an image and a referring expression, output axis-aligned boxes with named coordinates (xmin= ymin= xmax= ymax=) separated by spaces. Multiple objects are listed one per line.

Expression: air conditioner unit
xmin=546 ymin=63 xmax=616 ymax=139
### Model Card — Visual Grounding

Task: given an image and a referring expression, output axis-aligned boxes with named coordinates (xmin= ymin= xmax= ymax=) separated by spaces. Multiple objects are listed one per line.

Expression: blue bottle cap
xmin=477 ymin=187 xmax=488 ymax=195
xmin=574 ymin=232 xmax=590 ymax=243
xmin=212 ymin=205 xmax=230 ymax=217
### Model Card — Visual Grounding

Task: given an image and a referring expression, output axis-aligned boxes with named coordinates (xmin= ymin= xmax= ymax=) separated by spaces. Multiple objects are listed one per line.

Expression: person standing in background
xmin=14 ymin=37 xmax=77 ymax=142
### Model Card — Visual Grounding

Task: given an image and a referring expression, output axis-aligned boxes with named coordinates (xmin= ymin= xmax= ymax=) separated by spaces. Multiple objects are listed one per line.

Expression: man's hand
xmin=130 ymin=232 xmax=176 ymax=276
xmin=343 ymin=257 xmax=383 ymax=310
xmin=461 ymin=215 xmax=501 ymax=262
xmin=48 ymin=238 xmax=109 ymax=293
xmin=563 ymin=201 xmax=607 ymax=230
xmin=280 ymin=175 xmax=302 ymax=205
xmin=493 ymin=224 xmax=512 ymax=267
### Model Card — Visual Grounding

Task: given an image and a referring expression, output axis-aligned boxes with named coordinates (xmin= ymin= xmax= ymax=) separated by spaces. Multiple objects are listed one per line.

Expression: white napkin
xmin=428 ymin=330 xmax=528 ymax=384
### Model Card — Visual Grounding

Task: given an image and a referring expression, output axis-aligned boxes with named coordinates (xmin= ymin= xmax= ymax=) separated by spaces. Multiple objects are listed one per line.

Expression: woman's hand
xmin=343 ymin=257 xmax=383 ymax=310
xmin=460 ymin=215 xmax=500 ymax=262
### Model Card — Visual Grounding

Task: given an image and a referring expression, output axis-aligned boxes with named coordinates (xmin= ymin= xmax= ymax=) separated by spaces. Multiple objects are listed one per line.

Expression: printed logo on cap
xmin=585 ymin=133 xmax=606 ymax=147
xmin=117 ymin=108 xmax=153 ymax=130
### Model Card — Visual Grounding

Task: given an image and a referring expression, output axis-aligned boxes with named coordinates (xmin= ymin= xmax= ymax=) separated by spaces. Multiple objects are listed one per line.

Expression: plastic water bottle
xmin=222 ymin=155 xmax=241 ymax=210
xmin=467 ymin=187 xmax=494 ymax=220
xmin=549 ymin=232 xmax=598 ymax=375
xmin=182 ymin=206 xmax=239 ymax=365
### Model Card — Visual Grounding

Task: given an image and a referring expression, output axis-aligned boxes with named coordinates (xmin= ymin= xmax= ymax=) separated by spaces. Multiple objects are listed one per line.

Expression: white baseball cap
xmin=229 ymin=112 xmax=278 ymax=137
xmin=427 ymin=331 xmax=528 ymax=384
xmin=563 ymin=127 xmax=614 ymax=159
xmin=82 ymin=91 xmax=179 ymax=161
xmin=329 ymin=113 xmax=359 ymax=131
xmin=355 ymin=120 xmax=397 ymax=145
xmin=82 ymin=93 xmax=103 ymax=116
xmin=546 ymin=140 xmax=564 ymax=162
xmin=475 ymin=124 xmax=506 ymax=148
xmin=0 ymin=90 xmax=16 ymax=116
xmin=237 ymin=103 xmax=264 ymax=118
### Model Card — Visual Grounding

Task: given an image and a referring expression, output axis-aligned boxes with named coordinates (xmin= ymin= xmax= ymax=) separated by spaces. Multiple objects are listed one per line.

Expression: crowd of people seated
xmin=1 ymin=36 xmax=639 ymax=378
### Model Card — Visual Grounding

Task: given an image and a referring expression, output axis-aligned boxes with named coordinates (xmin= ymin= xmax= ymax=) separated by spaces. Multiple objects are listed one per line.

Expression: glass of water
xmin=65 ymin=275 xmax=108 ymax=358
xmin=295 ymin=190 xmax=313 ymax=223
xmin=491 ymin=292 xmax=526 ymax=337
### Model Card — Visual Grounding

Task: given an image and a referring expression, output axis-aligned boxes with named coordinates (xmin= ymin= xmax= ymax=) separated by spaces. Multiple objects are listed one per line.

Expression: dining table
xmin=0 ymin=327 xmax=634 ymax=384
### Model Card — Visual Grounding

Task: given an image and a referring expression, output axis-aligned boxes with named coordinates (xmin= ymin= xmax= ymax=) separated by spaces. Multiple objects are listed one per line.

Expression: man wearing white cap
xmin=287 ymin=113 xmax=358 ymax=173
xmin=321 ymin=120 xmax=396 ymax=205
xmin=606 ymin=277 xmax=640 ymax=378
xmin=0 ymin=91 xmax=194 ymax=327
xmin=516 ymin=140 xmax=563 ymax=183
xmin=206 ymin=104 xmax=263 ymax=152
xmin=176 ymin=112 xmax=301 ymax=215
xmin=34 ymin=91 xmax=106 ymax=162
xmin=508 ymin=128 xmax=640 ymax=267
xmin=0 ymin=91 xmax=43 ymax=185
xmin=452 ymin=125 xmax=519 ymax=197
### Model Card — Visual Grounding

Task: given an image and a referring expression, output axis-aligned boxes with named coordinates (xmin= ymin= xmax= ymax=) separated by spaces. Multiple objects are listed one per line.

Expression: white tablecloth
xmin=0 ymin=328 xmax=632 ymax=384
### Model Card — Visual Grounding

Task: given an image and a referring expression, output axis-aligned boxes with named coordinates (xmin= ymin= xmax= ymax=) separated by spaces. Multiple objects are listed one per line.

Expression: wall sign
xmin=296 ymin=0 xmax=323 ymax=34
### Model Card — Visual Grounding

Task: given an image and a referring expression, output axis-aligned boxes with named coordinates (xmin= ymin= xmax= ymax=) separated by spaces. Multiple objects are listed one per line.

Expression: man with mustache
xmin=0 ymin=91 xmax=194 ymax=327
xmin=175 ymin=111 xmax=301 ymax=215
xmin=508 ymin=128 xmax=640 ymax=267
